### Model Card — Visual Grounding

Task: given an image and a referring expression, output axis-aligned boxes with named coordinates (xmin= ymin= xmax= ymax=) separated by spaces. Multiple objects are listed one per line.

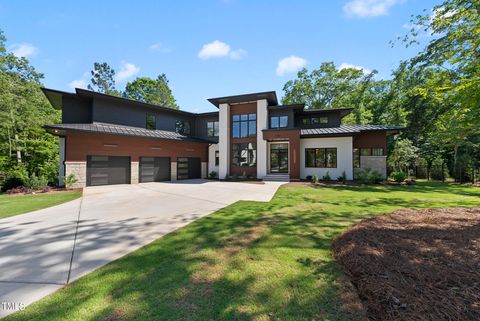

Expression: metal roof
xmin=301 ymin=125 xmax=405 ymax=136
xmin=44 ymin=122 xmax=211 ymax=143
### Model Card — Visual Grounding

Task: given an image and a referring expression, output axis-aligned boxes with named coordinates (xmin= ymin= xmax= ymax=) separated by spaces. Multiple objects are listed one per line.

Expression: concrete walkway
xmin=0 ymin=179 xmax=284 ymax=318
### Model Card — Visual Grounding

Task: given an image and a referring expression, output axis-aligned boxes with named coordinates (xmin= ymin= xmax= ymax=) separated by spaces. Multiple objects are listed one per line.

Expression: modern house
xmin=42 ymin=88 xmax=403 ymax=187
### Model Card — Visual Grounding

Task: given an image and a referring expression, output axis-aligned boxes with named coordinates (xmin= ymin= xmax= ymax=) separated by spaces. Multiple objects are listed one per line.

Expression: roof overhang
xmin=208 ymin=91 xmax=278 ymax=107
xmin=302 ymin=108 xmax=354 ymax=118
xmin=41 ymin=88 xmax=77 ymax=110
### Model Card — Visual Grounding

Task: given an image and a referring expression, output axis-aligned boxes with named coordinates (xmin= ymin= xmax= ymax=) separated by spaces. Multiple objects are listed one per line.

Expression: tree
xmin=388 ymin=138 xmax=419 ymax=173
xmin=87 ymin=62 xmax=120 ymax=96
xmin=123 ymin=74 xmax=179 ymax=109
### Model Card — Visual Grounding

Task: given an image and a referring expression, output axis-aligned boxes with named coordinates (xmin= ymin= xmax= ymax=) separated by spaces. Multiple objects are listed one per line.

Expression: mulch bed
xmin=332 ymin=207 xmax=480 ymax=321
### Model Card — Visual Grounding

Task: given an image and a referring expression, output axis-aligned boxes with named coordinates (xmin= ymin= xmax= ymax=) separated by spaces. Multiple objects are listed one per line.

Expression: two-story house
xmin=42 ymin=88 xmax=403 ymax=187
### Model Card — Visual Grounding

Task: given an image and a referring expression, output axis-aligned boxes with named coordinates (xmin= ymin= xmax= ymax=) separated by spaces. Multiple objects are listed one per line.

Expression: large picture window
xmin=270 ymin=116 xmax=288 ymax=129
xmin=175 ymin=120 xmax=191 ymax=135
xmin=232 ymin=114 xmax=256 ymax=138
xmin=305 ymin=148 xmax=337 ymax=168
xmin=232 ymin=143 xmax=257 ymax=167
xmin=207 ymin=121 xmax=219 ymax=137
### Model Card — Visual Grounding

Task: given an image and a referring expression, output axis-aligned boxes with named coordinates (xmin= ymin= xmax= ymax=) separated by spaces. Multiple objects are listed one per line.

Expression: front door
xmin=270 ymin=143 xmax=289 ymax=173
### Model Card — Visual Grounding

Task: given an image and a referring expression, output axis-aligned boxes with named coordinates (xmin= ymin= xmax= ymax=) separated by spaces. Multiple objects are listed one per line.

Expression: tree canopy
xmin=124 ymin=74 xmax=179 ymax=109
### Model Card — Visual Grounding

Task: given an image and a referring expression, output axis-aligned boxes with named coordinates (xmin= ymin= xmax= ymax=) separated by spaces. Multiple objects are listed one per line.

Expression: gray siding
xmin=91 ymin=97 xmax=195 ymax=132
xmin=195 ymin=114 xmax=219 ymax=142
xmin=268 ymin=109 xmax=295 ymax=129
xmin=62 ymin=96 xmax=92 ymax=123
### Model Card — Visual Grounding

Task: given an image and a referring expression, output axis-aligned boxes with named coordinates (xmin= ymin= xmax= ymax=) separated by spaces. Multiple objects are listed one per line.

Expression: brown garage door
xmin=139 ymin=157 xmax=170 ymax=182
xmin=86 ymin=155 xmax=131 ymax=186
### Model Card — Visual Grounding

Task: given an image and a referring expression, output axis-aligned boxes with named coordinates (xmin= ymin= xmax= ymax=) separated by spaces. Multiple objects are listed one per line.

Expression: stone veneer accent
xmin=131 ymin=161 xmax=139 ymax=184
xmin=201 ymin=162 xmax=207 ymax=178
xmin=357 ymin=156 xmax=387 ymax=178
xmin=170 ymin=162 xmax=177 ymax=181
xmin=65 ymin=161 xmax=86 ymax=188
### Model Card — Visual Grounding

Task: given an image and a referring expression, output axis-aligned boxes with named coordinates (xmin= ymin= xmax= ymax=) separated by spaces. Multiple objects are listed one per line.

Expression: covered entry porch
xmin=262 ymin=128 xmax=301 ymax=180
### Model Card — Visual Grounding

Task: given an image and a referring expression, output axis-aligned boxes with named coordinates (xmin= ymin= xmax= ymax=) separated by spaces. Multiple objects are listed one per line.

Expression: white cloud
xmin=115 ymin=61 xmax=140 ymax=83
xmin=68 ymin=72 xmax=89 ymax=90
xmin=9 ymin=43 xmax=38 ymax=58
xmin=343 ymin=0 xmax=402 ymax=18
xmin=148 ymin=42 xmax=171 ymax=53
xmin=229 ymin=48 xmax=248 ymax=60
xmin=276 ymin=55 xmax=307 ymax=76
xmin=198 ymin=40 xmax=247 ymax=60
xmin=339 ymin=62 xmax=372 ymax=73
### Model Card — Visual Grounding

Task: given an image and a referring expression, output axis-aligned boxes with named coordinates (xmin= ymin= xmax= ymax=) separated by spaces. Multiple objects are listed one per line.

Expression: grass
xmin=0 ymin=191 xmax=82 ymax=219
xmin=5 ymin=182 xmax=480 ymax=321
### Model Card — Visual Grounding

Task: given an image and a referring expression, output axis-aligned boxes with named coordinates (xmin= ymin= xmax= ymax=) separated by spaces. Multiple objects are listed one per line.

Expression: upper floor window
xmin=207 ymin=121 xmax=219 ymax=137
xmin=175 ymin=120 xmax=191 ymax=135
xmin=305 ymin=148 xmax=337 ymax=168
xmin=271 ymin=116 xmax=288 ymax=129
xmin=302 ymin=116 xmax=328 ymax=125
xmin=232 ymin=113 xmax=256 ymax=138
xmin=146 ymin=113 xmax=156 ymax=130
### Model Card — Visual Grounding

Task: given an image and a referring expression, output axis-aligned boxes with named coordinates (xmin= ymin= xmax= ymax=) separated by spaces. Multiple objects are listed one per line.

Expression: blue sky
xmin=0 ymin=0 xmax=437 ymax=113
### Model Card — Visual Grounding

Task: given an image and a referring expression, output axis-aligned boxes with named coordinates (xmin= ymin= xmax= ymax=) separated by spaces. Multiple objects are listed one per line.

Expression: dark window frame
xmin=302 ymin=116 xmax=328 ymax=126
xmin=146 ymin=113 xmax=156 ymax=130
xmin=215 ymin=150 xmax=219 ymax=166
xmin=232 ymin=113 xmax=256 ymax=138
xmin=304 ymin=148 xmax=337 ymax=168
xmin=207 ymin=121 xmax=219 ymax=137
xmin=232 ymin=142 xmax=257 ymax=167
xmin=372 ymin=148 xmax=384 ymax=156
xmin=353 ymin=148 xmax=360 ymax=168
xmin=270 ymin=115 xmax=288 ymax=129
xmin=175 ymin=120 xmax=191 ymax=135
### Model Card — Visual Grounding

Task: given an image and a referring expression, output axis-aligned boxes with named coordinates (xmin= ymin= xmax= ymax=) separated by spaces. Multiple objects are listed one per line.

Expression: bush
xmin=322 ymin=171 xmax=331 ymax=181
xmin=306 ymin=175 xmax=313 ymax=181
xmin=356 ymin=167 xmax=384 ymax=184
xmin=390 ymin=171 xmax=407 ymax=183
xmin=26 ymin=174 xmax=49 ymax=190
xmin=337 ymin=171 xmax=347 ymax=183
xmin=312 ymin=175 xmax=319 ymax=184
xmin=65 ymin=173 xmax=78 ymax=189
xmin=209 ymin=171 xmax=217 ymax=179
xmin=2 ymin=165 xmax=29 ymax=192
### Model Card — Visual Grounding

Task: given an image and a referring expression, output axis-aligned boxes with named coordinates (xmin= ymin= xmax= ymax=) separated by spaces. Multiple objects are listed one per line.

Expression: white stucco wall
xmin=208 ymin=144 xmax=219 ymax=177
xmin=256 ymin=99 xmax=268 ymax=179
xmin=300 ymin=136 xmax=353 ymax=180
xmin=218 ymin=103 xmax=229 ymax=179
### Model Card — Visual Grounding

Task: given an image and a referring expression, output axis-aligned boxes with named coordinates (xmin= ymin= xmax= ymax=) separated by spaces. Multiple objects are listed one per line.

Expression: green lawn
xmin=5 ymin=182 xmax=480 ymax=321
xmin=0 ymin=191 xmax=82 ymax=219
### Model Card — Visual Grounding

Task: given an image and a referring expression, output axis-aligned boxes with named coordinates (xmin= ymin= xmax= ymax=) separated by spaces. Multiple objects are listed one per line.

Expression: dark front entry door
xmin=270 ymin=143 xmax=288 ymax=173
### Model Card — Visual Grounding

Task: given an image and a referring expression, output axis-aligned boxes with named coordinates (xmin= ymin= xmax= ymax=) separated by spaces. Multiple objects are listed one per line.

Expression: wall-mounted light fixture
xmin=151 ymin=146 xmax=162 ymax=150
xmin=103 ymin=144 xmax=118 ymax=148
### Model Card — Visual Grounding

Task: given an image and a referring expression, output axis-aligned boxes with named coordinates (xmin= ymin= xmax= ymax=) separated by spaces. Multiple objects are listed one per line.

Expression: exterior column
xmin=256 ymin=99 xmax=268 ymax=179
xmin=218 ymin=103 xmax=230 ymax=179
xmin=201 ymin=162 xmax=208 ymax=178
xmin=130 ymin=161 xmax=139 ymax=184
xmin=65 ymin=161 xmax=86 ymax=188
xmin=58 ymin=137 xmax=66 ymax=187
xmin=170 ymin=161 xmax=177 ymax=181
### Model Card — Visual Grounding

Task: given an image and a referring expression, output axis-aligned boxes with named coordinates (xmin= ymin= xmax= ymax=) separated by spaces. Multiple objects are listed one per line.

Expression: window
xmin=207 ymin=121 xmax=219 ymax=137
xmin=372 ymin=148 xmax=384 ymax=156
xmin=232 ymin=143 xmax=257 ymax=167
xmin=232 ymin=113 xmax=256 ymax=138
xmin=215 ymin=150 xmax=219 ymax=166
xmin=175 ymin=120 xmax=190 ymax=135
xmin=270 ymin=115 xmax=288 ymax=128
xmin=302 ymin=116 xmax=328 ymax=125
xmin=353 ymin=148 xmax=360 ymax=168
xmin=146 ymin=113 xmax=156 ymax=130
xmin=361 ymin=148 xmax=372 ymax=156
xmin=304 ymin=148 xmax=337 ymax=168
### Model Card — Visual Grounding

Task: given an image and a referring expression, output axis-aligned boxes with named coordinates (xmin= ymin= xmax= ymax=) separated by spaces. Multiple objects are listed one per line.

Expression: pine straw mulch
xmin=332 ymin=207 xmax=480 ymax=321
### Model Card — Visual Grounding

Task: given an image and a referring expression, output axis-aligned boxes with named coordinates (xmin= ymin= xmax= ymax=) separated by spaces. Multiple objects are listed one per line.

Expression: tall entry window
xmin=232 ymin=143 xmax=257 ymax=167
xmin=232 ymin=114 xmax=256 ymax=138
xmin=270 ymin=143 xmax=288 ymax=173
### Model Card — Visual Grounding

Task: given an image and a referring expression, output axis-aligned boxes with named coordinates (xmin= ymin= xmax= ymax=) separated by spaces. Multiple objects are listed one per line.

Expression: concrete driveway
xmin=0 ymin=179 xmax=284 ymax=318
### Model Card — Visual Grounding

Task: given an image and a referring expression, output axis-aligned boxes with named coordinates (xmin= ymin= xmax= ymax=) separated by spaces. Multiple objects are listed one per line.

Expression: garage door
xmin=139 ymin=157 xmax=170 ymax=182
xmin=86 ymin=156 xmax=131 ymax=186
xmin=177 ymin=157 xmax=201 ymax=180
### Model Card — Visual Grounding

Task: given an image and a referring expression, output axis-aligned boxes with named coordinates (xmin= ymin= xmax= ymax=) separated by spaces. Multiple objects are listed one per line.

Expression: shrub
xmin=2 ymin=165 xmax=29 ymax=192
xmin=368 ymin=170 xmax=384 ymax=184
xmin=306 ymin=175 xmax=313 ymax=181
xmin=26 ymin=174 xmax=49 ymax=190
xmin=209 ymin=171 xmax=217 ymax=179
xmin=356 ymin=167 xmax=384 ymax=184
xmin=390 ymin=171 xmax=407 ymax=183
xmin=224 ymin=174 xmax=230 ymax=180
xmin=65 ymin=173 xmax=78 ymax=189
xmin=337 ymin=171 xmax=347 ymax=183
xmin=312 ymin=175 xmax=319 ymax=184
xmin=322 ymin=171 xmax=331 ymax=181
xmin=231 ymin=174 xmax=238 ymax=180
